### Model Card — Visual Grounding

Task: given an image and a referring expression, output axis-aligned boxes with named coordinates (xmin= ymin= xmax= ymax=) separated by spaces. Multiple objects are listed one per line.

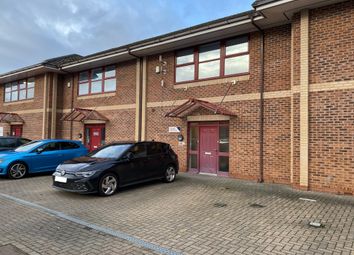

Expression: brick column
xmin=135 ymin=58 xmax=141 ymax=141
xmin=42 ymin=73 xmax=49 ymax=139
xmin=299 ymin=10 xmax=309 ymax=189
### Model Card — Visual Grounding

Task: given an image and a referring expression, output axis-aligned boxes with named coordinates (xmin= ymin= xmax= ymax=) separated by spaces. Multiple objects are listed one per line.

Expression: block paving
xmin=0 ymin=173 xmax=353 ymax=255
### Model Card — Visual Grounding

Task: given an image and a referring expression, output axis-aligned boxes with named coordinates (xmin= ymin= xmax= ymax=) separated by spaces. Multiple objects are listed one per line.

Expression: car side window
xmin=37 ymin=142 xmax=60 ymax=152
xmin=60 ymin=142 xmax=80 ymax=150
xmin=129 ymin=144 xmax=146 ymax=158
xmin=19 ymin=139 xmax=30 ymax=145
xmin=147 ymin=143 xmax=162 ymax=155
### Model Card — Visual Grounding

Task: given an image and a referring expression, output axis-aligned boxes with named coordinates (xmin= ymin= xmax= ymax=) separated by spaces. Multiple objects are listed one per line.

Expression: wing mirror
xmin=125 ymin=152 xmax=134 ymax=160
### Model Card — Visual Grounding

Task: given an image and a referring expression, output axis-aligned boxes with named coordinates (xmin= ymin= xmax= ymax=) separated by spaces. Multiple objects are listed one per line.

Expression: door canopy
xmin=165 ymin=98 xmax=236 ymax=118
xmin=0 ymin=112 xmax=24 ymax=123
xmin=61 ymin=108 xmax=108 ymax=122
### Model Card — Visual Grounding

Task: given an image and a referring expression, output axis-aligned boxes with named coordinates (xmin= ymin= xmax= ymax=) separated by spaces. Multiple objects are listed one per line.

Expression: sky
xmin=0 ymin=0 xmax=254 ymax=74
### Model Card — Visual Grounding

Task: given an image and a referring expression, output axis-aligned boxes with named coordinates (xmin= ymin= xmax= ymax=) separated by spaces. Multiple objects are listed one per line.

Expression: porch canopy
xmin=165 ymin=98 xmax=236 ymax=118
xmin=0 ymin=112 xmax=24 ymax=123
xmin=61 ymin=108 xmax=108 ymax=122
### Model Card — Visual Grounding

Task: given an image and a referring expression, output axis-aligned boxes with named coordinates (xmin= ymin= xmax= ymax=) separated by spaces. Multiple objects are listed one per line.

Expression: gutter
xmin=251 ymin=13 xmax=265 ymax=183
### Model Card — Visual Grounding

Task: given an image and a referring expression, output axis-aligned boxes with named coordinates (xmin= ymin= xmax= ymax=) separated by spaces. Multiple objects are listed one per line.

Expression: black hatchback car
xmin=52 ymin=141 xmax=179 ymax=196
xmin=0 ymin=137 xmax=31 ymax=151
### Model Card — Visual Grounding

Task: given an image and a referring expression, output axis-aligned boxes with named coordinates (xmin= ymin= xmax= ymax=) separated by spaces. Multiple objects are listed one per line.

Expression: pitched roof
xmin=42 ymin=54 xmax=83 ymax=67
xmin=0 ymin=54 xmax=83 ymax=79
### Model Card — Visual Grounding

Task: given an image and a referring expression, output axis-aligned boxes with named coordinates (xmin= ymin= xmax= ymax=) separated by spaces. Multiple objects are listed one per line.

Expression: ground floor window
xmin=188 ymin=122 xmax=229 ymax=175
xmin=84 ymin=124 xmax=105 ymax=152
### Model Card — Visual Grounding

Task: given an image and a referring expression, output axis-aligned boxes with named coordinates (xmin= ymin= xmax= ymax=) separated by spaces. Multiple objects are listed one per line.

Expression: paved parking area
xmin=0 ymin=173 xmax=353 ymax=255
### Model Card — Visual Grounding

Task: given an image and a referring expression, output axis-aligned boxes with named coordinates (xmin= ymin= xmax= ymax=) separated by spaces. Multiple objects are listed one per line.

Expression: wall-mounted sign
xmin=169 ymin=126 xmax=180 ymax=133
xmin=0 ymin=127 xmax=3 ymax=136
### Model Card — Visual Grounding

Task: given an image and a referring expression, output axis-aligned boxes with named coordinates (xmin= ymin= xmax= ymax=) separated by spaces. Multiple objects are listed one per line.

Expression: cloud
xmin=0 ymin=0 xmax=253 ymax=73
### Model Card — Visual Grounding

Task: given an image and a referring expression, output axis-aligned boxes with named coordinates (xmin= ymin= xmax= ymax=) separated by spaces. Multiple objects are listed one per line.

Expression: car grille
xmin=55 ymin=182 xmax=88 ymax=191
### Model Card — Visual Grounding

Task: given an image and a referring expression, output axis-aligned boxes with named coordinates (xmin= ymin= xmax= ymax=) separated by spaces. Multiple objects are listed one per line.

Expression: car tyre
xmin=98 ymin=173 xmax=118 ymax=196
xmin=164 ymin=165 xmax=176 ymax=183
xmin=8 ymin=162 xmax=27 ymax=179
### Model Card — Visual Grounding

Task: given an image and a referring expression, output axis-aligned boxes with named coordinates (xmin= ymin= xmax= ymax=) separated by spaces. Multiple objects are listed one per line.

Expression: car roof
xmin=34 ymin=139 xmax=81 ymax=143
xmin=0 ymin=136 xmax=29 ymax=139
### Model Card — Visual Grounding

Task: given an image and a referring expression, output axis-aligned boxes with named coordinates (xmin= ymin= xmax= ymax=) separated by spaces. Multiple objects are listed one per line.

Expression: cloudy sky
xmin=0 ymin=0 xmax=254 ymax=73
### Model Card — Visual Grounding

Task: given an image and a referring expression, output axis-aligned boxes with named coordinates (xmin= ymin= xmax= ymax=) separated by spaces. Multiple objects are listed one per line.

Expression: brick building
xmin=0 ymin=0 xmax=353 ymax=194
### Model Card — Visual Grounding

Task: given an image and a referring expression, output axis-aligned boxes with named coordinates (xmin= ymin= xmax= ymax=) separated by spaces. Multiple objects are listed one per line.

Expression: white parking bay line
xmin=0 ymin=193 xmax=182 ymax=255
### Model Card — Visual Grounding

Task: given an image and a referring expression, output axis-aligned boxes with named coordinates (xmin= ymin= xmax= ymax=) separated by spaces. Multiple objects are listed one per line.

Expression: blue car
xmin=0 ymin=139 xmax=88 ymax=179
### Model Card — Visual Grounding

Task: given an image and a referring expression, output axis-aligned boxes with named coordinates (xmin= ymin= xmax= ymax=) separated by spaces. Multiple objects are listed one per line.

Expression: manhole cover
xmin=250 ymin=203 xmax=265 ymax=208
xmin=0 ymin=244 xmax=28 ymax=255
xmin=214 ymin=202 xmax=227 ymax=208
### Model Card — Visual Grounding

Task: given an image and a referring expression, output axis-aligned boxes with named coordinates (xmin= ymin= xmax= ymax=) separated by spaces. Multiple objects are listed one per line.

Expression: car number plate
xmin=55 ymin=176 xmax=67 ymax=183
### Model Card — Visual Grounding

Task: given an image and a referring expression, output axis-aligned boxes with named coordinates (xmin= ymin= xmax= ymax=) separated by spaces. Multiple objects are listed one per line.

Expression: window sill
xmin=3 ymin=99 xmax=34 ymax=106
xmin=174 ymin=75 xmax=249 ymax=90
xmin=77 ymin=92 xmax=116 ymax=100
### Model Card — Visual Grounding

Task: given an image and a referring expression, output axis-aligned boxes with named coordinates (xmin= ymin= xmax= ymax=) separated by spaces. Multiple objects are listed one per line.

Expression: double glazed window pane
xmin=79 ymin=72 xmax=89 ymax=82
xmin=176 ymin=49 xmax=194 ymax=65
xmin=91 ymin=81 xmax=102 ymax=93
xmin=226 ymin=37 xmax=248 ymax=55
xmin=27 ymin=78 xmax=35 ymax=88
xmin=11 ymin=91 xmax=18 ymax=101
xmin=5 ymin=92 xmax=11 ymax=102
xmin=27 ymin=88 xmax=34 ymax=98
xmin=105 ymin=66 xmax=115 ymax=78
xmin=225 ymin=55 xmax=249 ymax=75
xmin=199 ymin=42 xmax=220 ymax=61
xmin=79 ymin=83 xmax=89 ymax=95
xmin=176 ymin=65 xmax=194 ymax=82
xmin=189 ymin=126 xmax=198 ymax=151
xmin=5 ymin=84 xmax=11 ymax=93
xmin=104 ymin=79 xmax=116 ymax=92
xmin=198 ymin=60 xmax=220 ymax=79
xmin=91 ymin=68 xmax=103 ymax=81
xmin=19 ymin=90 xmax=26 ymax=100
xmin=219 ymin=126 xmax=229 ymax=152
xmin=19 ymin=80 xmax=26 ymax=89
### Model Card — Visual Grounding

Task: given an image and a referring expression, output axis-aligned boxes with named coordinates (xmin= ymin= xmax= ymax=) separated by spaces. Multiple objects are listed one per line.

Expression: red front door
xmin=11 ymin=125 xmax=22 ymax=137
xmin=199 ymin=126 xmax=218 ymax=174
xmin=85 ymin=125 xmax=105 ymax=152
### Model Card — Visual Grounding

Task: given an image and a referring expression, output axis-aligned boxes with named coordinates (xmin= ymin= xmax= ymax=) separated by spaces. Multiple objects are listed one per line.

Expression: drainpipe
xmin=70 ymin=74 xmax=74 ymax=140
xmin=128 ymin=50 xmax=143 ymax=142
xmin=251 ymin=14 xmax=265 ymax=183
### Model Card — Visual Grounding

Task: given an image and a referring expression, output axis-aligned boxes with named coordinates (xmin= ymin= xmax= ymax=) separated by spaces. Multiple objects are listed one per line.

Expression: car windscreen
xmin=90 ymin=144 xmax=132 ymax=159
xmin=14 ymin=141 xmax=42 ymax=152
xmin=0 ymin=138 xmax=17 ymax=147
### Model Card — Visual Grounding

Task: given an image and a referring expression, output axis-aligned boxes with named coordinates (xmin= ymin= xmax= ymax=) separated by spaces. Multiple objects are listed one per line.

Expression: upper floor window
xmin=175 ymin=36 xmax=249 ymax=83
xmin=4 ymin=78 xmax=35 ymax=102
xmin=78 ymin=65 xmax=116 ymax=96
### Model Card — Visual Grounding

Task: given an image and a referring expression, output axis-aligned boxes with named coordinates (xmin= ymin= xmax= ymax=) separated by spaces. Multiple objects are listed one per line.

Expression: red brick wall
xmin=57 ymin=60 xmax=137 ymax=142
xmin=264 ymin=25 xmax=291 ymax=92
xmin=263 ymin=98 xmax=291 ymax=184
xmin=309 ymin=90 xmax=354 ymax=194
xmin=309 ymin=0 xmax=354 ymax=84
xmin=0 ymin=74 xmax=48 ymax=140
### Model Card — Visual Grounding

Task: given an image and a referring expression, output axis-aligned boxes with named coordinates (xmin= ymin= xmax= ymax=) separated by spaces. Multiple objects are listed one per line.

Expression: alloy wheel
xmin=101 ymin=175 xmax=118 ymax=196
xmin=9 ymin=163 xmax=27 ymax=179
xmin=165 ymin=166 xmax=176 ymax=182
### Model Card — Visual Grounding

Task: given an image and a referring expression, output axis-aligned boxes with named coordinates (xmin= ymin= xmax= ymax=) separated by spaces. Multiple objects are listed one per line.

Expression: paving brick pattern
xmin=0 ymin=173 xmax=353 ymax=255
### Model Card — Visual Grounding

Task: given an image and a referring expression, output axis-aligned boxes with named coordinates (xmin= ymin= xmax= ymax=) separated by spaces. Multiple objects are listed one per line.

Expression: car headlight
xmin=74 ymin=171 xmax=96 ymax=178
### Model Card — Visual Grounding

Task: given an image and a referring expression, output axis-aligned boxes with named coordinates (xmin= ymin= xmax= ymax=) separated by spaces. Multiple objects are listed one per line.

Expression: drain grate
xmin=250 ymin=203 xmax=265 ymax=208
xmin=214 ymin=202 xmax=227 ymax=208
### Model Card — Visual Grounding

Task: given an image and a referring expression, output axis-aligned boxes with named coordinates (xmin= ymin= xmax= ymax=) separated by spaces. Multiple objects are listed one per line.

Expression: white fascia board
xmin=62 ymin=51 xmax=129 ymax=70
xmin=255 ymin=0 xmax=295 ymax=11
